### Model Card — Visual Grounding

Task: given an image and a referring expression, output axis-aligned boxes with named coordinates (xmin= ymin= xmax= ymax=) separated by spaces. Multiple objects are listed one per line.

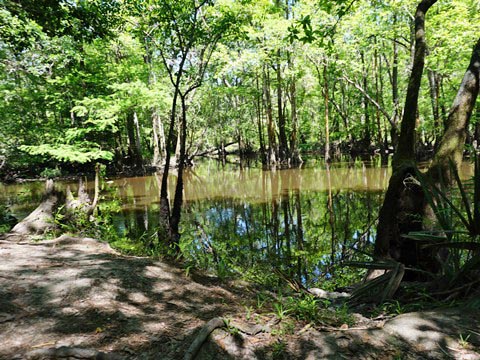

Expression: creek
xmin=1 ymin=159 xmax=474 ymax=288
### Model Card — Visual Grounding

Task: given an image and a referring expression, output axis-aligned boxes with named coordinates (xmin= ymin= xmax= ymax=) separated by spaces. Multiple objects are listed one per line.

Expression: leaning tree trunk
xmin=374 ymin=0 xmax=437 ymax=263
xmin=427 ymin=38 xmax=480 ymax=183
xmin=375 ymin=36 xmax=480 ymax=272
xmin=392 ymin=0 xmax=438 ymax=170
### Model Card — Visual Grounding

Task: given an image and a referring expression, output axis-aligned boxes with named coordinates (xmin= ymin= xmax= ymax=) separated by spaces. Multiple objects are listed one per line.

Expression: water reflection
xmin=1 ymin=160 xmax=473 ymax=287
xmin=110 ymin=161 xmax=388 ymax=286
xmin=105 ymin=161 xmax=391 ymax=209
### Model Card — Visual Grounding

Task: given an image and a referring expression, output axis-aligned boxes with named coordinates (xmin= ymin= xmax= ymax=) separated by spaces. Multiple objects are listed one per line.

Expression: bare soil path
xmin=1 ymin=234 xmax=480 ymax=359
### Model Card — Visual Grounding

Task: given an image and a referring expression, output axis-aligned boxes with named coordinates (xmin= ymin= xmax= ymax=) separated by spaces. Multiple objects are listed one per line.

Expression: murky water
xmin=0 ymin=160 xmax=474 ymax=287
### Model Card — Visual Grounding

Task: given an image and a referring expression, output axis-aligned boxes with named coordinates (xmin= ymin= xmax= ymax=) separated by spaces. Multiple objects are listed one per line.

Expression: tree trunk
xmin=427 ymin=38 xmax=480 ymax=182
xmin=375 ymin=0 xmax=438 ymax=261
xmin=263 ymin=66 xmax=277 ymax=166
xmin=152 ymin=109 xmax=166 ymax=168
xmin=256 ymin=76 xmax=267 ymax=165
xmin=169 ymin=94 xmax=188 ymax=251
xmin=392 ymin=0 xmax=438 ymax=170
xmin=276 ymin=54 xmax=289 ymax=163
xmin=126 ymin=112 xmax=141 ymax=167
xmin=361 ymin=52 xmax=371 ymax=148
xmin=11 ymin=180 xmax=64 ymax=235
xmin=391 ymin=26 xmax=400 ymax=148
xmin=159 ymin=86 xmax=180 ymax=242
xmin=289 ymin=72 xmax=302 ymax=165
xmin=375 ymin=36 xmax=479 ymax=272
xmin=133 ymin=111 xmax=144 ymax=170
xmin=324 ymin=61 xmax=331 ymax=163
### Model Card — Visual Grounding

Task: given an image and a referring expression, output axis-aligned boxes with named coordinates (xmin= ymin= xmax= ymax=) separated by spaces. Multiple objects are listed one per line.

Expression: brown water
xmin=109 ymin=161 xmax=392 ymax=209
xmin=0 ymin=160 xmax=474 ymax=287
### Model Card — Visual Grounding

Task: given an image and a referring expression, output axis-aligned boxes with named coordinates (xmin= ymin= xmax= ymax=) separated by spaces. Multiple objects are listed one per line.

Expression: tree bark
xmin=375 ymin=0 xmax=437 ymax=261
xmin=11 ymin=180 xmax=63 ymax=236
xmin=427 ymin=38 xmax=480 ymax=181
xmin=289 ymin=65 xmax=302 ymax=165
xmin=275 ymin=53 xmax=289 ymax=163
xmin=391 ymin=26 xmax=400 ymax=148
xmin=169 ymin=94 xmax=188 ymax=251
xmin=263 ymin=66 xmax=277 ymax=166
xmin=324 ymin=61 xmax=331 ymax=163
xmin=375 ymin=37 xmax=480 ymax=271
xmin=392 ymin=0 xmax=438 ymax=170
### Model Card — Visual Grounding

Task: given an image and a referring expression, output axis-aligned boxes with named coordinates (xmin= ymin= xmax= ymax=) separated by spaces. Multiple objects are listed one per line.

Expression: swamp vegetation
xmin=1 ymin=0 xmax=480 ymax=358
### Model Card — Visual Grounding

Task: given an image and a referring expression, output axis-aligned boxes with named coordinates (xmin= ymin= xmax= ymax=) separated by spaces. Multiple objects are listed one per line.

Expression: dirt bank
xmin=1 ymin=234 xmax=479 ymax=359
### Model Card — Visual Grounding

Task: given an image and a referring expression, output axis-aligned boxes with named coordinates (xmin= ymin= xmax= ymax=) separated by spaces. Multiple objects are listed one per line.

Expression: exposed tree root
xmin=183 ymin=316 xmax=278 ymax=360
xmin=184 ymin=317 xmax=225 ymax=360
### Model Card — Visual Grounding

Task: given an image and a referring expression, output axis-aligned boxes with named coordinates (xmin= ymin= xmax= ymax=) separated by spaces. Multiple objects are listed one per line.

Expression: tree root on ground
xmin=184 ymin=316 xmax=278 ymax=360
xmin=184 ymin=317 xmax=225 ymax=360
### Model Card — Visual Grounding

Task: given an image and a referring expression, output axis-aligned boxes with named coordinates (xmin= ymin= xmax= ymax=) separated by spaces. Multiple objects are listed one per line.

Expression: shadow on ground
xmin=1 ymin=235 xmax=479 ymax=359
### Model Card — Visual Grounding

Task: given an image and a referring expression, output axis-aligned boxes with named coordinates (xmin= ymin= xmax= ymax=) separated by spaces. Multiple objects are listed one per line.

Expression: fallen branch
xmin=347 ymin=260 xmax=405 ymax=304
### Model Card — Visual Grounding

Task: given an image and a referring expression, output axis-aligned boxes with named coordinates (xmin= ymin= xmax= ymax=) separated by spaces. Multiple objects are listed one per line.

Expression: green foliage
xmin=0 ymin=205 xmax=16 ymax=234
xmin=1 ymin=0 xmax=479 ymax=174
xmin=284 ymin=294 xmax=319 ymax=322
xmin=408 ymin=155 xmax=480 ymax=294
xmin=40 ymin=167 xmax=62 ymax=179
xmin=20 ymin=144 xmax=114 ymax=164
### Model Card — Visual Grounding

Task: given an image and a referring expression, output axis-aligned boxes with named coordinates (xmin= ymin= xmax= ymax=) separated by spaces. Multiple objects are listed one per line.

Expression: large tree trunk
xmin=11 ymin=180 xmax=64 ymax=236
xmin=427 ymin=38 xmax=480 ymax=182
xmin=375 ymin=0 xmax=437 ymax=261
xmin=392 ymin=0 xmax=438 ymax=170
xmin=375 ymin=36 xmax=480 ymax=272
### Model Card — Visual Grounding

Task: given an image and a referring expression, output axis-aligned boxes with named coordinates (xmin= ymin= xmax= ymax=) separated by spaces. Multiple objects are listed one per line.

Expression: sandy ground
xmin=1 ymin=234 xmax=480 ymax=360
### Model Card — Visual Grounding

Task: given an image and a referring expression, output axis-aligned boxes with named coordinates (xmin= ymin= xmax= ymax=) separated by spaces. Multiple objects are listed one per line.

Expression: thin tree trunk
xmin=391 ymin=25 xmax=400 ymax=148
xmin=263 ymin=66 xmax=277 ymax=166
xmin=289 ymin=70 xmax=302 ymax=165
xmin=324 ymin=61 xmax=331 ymax=163
xmin=169 ymin=95 xmax=189 ymax=251
xmin=276 ymin=54 xmax=289 ymax=163
xmin=133 ymin=111 xmax=144 ymax=170
xmin=152 ymin=110 xmax=162 ymax=167
xmin=256 ymin=76 xmax=267 ymax=165
xmin=374 ymin=41 xmax=383 ymax=150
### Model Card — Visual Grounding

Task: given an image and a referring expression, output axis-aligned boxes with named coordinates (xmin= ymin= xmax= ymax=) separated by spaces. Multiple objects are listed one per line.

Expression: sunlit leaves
xmin=19 ymin=143 xmax=113 ymax=163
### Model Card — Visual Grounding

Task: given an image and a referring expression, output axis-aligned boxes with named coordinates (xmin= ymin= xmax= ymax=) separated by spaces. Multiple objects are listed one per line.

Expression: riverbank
xmin=1 ymin=233 xmax=479 ymax=359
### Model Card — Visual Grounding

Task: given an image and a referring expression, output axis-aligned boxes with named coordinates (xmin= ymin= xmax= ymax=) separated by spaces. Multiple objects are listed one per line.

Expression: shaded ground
xmin=1 ymin=234 xmax=480 ymax=359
